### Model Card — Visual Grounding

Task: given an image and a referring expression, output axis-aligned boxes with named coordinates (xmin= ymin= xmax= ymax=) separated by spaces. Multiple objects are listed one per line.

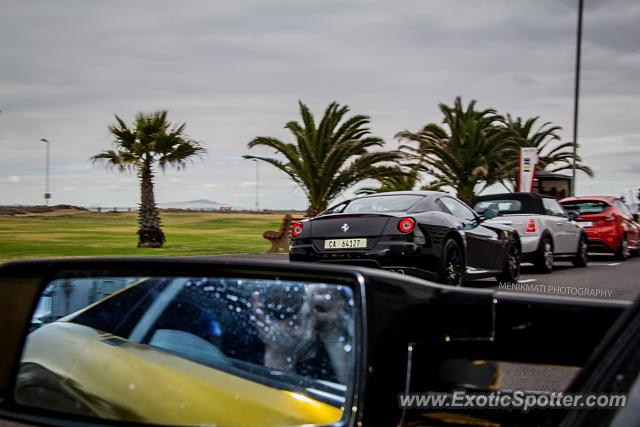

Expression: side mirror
xmin=568 ymin=211 xmax=580 ymax=221
xmin=480 ymin=208 xmax=498 ymax=221
xmin=633 ymin=213 xmax=639 ymax=222
xmin=0 ymin=259 xmax=362 ymax=427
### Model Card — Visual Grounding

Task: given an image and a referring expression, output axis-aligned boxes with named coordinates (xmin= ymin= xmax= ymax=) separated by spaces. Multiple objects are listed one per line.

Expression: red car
xmin=560 ymin=196 xmax=640 ymax=260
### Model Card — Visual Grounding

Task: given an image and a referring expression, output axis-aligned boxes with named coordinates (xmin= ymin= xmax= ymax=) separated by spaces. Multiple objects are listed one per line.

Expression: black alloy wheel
xmin=440 ymin=239 xmax=464 ymax=287
xmin=496 ymin=239 xmax=521 ymax=283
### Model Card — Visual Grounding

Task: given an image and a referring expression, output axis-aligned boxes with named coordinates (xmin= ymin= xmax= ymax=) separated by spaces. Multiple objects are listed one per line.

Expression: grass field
xmin=0 ymin=212 xmax=286 ymax=262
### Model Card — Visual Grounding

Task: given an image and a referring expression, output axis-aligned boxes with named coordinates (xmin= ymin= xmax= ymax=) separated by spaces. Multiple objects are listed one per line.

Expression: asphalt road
xmin=478 ymin=253 xmax=640 ymax=301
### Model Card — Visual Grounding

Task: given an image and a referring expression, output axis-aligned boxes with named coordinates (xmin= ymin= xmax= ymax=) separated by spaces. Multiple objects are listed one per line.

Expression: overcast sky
xmin=1 ymin=0 xmax=639 ymax=209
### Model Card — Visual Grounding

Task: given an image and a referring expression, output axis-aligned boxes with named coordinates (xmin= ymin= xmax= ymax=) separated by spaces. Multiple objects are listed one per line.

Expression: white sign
xmin=519 ymin=147 xmax=539 ymax=192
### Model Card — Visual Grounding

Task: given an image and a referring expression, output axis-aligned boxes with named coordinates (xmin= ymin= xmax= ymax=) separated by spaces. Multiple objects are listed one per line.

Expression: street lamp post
xmin=571 ymin=0 xmax=584 ymax=196
xmin=40 ymin=138 xmax=51 ymax=206
xmin=253 ymin=159 xmax=260 ymax=212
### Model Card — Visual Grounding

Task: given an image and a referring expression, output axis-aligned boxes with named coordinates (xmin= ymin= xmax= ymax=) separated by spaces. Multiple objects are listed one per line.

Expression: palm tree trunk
xmin=457 ymin=184 xmax=476 ymax=206
xmin=306 ymin=206 xmax=321 ymax=217
xmin=306 ymin=198 xmax=327 ymax=217
xmin=137 ymin=160 xmax=165 ymax=248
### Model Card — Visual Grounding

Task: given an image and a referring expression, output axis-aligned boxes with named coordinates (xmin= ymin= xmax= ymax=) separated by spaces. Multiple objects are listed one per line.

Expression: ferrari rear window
xmin=342 ymin=195 xmax=422 ymax=213
xmin=560 ymin=200 xmax=609 ymax=214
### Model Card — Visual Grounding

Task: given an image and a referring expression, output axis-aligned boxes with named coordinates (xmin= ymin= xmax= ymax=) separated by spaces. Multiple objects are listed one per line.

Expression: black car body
xmin=289 ymin=191 xmax=521 ymax=285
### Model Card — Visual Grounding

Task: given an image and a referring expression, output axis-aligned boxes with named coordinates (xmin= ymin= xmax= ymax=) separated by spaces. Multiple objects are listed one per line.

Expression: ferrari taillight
xmin=398 ymin=217 xmax=415 ymax=233
xmin=525 ymin=218 xmax=537 ymax=234
xmin=291 ymin=222 xmax=304 ymax=237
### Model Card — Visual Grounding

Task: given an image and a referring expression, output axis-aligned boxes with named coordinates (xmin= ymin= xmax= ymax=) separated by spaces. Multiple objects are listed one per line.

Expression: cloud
xmin=624 ymin=163 xmax=640 ymax=174
xmin=0 ymin=0 xmax=638 ymax=208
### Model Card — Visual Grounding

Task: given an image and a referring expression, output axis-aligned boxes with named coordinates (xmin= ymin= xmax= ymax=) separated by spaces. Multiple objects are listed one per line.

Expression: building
xmin=533 ymin=171 xmax=573 ymax=199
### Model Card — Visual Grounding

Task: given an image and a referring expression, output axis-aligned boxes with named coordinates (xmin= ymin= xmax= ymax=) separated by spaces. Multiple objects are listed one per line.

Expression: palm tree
xmin=92 ymin=111 xmax=205 ymax=248
xmin=419 ymin=179 xmax=446 ymax=191
xmin=501 ymin=115 xmax=594 ymax=191
xmin=355 ymin=164 xmax=420 ymax=195
xmin=396 ymin=97 xmax=514 ymax=204
xmin=244 ymin=101 xmax=401 ymax=216
xmin=355 ymin=156 xmax=445 ymax=195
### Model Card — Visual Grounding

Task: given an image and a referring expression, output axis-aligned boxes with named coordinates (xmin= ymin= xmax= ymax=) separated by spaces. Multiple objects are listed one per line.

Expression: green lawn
xmin=0 ymin=212 xmax=286 ymax=262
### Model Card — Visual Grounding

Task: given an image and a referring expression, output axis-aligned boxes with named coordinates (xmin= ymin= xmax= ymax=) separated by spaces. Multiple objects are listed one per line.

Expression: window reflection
xmin=19 ymin=276 xmax=355 ymax=426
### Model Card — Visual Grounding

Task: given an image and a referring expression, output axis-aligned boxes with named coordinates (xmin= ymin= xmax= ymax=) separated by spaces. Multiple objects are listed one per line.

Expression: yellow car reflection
xmin=17 ymin=277 xmax=348 ymax=426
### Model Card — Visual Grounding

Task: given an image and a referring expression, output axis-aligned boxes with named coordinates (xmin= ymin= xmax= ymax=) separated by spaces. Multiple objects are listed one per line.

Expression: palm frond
xmin=502 ymin=116 xmax=594 ymax=184
xmin=246 ymin=102 xmax=396 ymax=212
xmin=396 ymin=97 xmax=509 ymax=202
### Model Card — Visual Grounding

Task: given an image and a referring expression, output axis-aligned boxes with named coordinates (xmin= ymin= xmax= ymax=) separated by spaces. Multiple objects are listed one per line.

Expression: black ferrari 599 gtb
xmin=289 ymin=191 xmax=521 ymax=286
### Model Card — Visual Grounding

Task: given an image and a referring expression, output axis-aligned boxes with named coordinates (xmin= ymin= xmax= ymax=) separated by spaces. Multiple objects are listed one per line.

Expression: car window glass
xmin=542 ymin=198 xmax=566 ymax=217
xmin=440 ymin=197 xmax=477 ymax=222
xmin=408 ymin=197 xmax=436 ymax=213
xmin=614 ymin=200 xmax=631 ymax=218
xmin=613 ymin=200 xmax=623 ymax=216
xmin=561 ymin=200 xmax=609 ymax=214
xmin=64 ymin=278 xmax=163 ymax=337
xmin=474 ymin=199 xmax=522 ymax=213
xmin=342 ymin=195 xmax=422 ymax=213
xmin=322 ymin=202 xmax=347 ymax=215
xmin=131 ymin=278 xmax=355 ymax=387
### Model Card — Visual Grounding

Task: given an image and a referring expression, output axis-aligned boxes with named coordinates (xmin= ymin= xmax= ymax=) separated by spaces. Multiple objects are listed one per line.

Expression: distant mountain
xmin=158 ymin=199 xmax=236 ymax=210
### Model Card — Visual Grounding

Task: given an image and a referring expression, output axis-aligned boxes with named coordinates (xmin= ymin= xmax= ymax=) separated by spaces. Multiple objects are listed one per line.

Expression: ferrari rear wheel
xmin=496 ymin=239 xmax=521 ymax=284
xmin=439 ymin=239 xmax=464 ymax=287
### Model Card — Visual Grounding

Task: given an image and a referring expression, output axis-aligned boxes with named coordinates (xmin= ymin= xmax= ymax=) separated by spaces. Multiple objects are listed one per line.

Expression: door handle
xmin=556 ymin=222 xmax=565 ymax=225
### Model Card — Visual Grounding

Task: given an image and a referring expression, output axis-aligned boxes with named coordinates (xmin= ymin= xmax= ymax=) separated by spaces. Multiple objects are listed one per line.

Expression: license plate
xmin=578 ymin=221 xmax=593 ymax=228
xmin=324 ymin=238 xmax=367 ymax=249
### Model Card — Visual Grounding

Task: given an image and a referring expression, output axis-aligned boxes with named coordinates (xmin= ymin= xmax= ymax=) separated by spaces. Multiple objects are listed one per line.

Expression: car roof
xmin=349 ymin=190 xmax=448 ymax=201
xmin=560 ymin=196 xmax=616 ymax=203
xmin=473 ymin=192 xmax=553 ymax=202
